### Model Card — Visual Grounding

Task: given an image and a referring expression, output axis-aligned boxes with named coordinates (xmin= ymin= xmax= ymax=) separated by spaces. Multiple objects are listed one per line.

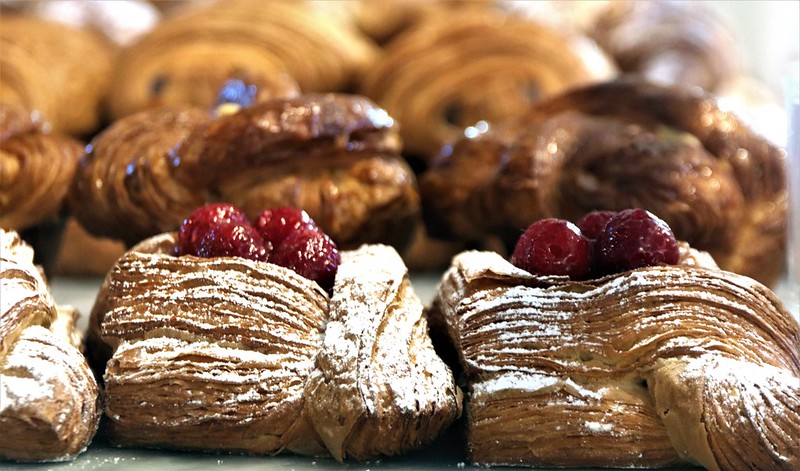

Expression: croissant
xmin=421 ymin=79 xmax=786 ymax=285
xmin=588 ymin=0 xmax=739 ymax=92
xmin=70 ymin=94 xmax=421 ymax=252
xmin=0 ymin=15 xmax=114 ymax=137
xmin=359 ymin=9 xmax=615 ymax=163
xmin=0 ymin=229 xmax=101 ymax=462
xmin=88 ymin=236 xmax=461 ymax=460
xmin=109 ymin=0 xmax=377 ymax=119
xmin=429 ymin=248 xmax=799 ymax=470
xmin=0 ymin=103 xmax=83 ymax=232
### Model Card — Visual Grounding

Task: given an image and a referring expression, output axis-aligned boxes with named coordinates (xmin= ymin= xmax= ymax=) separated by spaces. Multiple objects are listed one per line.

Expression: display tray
xmin=3 ymin=273 xmax=797 ymax=470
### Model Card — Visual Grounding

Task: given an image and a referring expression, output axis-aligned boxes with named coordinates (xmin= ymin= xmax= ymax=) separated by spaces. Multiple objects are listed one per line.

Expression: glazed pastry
xmin=0 ymin=229 xmax=101 ymax=462
xmin=429 ymin=248 xmax=800 ymax=469
xmin=359 ymin=9 xmax=615 ymax=162
xmin=54 ymin=218 xmax=127 ymax=277
xmin=70 ymin=94 xmax=421 ymax=252
xmin=0 ymin=103 xmax=83 ymax=232
xmin=588 ymin=0 xmax=739 ymax=92
xmin=0 ymin=15 xmax=114 ymax=136
xmin=421 ymin=79 xmax=786 ymax=285
xmin=88 ymin=235 xmax=461 ymax=459
xmin=109 ymin=0 xmax=377 ymax=119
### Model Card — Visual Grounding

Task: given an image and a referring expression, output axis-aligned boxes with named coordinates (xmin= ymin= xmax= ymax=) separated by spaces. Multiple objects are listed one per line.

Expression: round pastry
xmin=588 ymin=0 xmax=740 ymax=92
xmin=0 ymin=103 xmax=83 ymax=232
xmin=0 ymin=229 xmax=101 ymax=462
xmin=359 ymin=9 xmax=615 ymax=163
xmin=421 ymin=79 xmax=786 ymax=285
xmin=428 ymin=217 xmax=799 ymax=470
xmin=87 ymin=207 xmax=461 ymax=460
xmin=70 ymin=93 xmax=421 ymax=252
xmin=109 ymin=0 xmax=377 ymax=119
xmin=0 ymin=15 xmax=114 ymax=137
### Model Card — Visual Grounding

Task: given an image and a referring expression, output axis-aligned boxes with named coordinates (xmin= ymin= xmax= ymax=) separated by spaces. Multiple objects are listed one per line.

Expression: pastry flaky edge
xmin=88 ymin=234 xmax=461 ymax=461
xmin=0 ymin=229 xmax=101 ymax=462
xmin=428 ymin=246 xmax=799 ymax=470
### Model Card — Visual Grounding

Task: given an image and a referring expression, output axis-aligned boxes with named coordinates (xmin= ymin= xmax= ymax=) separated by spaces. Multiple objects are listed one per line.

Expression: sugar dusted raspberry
xmin=594 ymin=208 xmax=679 ymax=273
xmin=270 ymin=227 xmax=340 ymax=291
xmin=510 ymin=218 xmax=592 ymax=280
xmin=253 ymin=207 xmax=317 ymax=250
xmin=576 ymin=210 xmax=618 ymax=240
xmin=176 ymin=203 xmax=269 ymax=261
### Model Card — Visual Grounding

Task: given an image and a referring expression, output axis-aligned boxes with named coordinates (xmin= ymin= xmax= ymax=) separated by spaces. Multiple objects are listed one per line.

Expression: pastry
xmin=87 ymin=205 xmax=461 ymax=459
xmin=108 ymin=0 xmax=377 ymax=119
xmin=0 ymin=103 xmax=83 ymax=232
xmin=588 ymin=0 xmax=739 ymax=92
xmin=359 ymin=8 xmax=615 ymax=163
xmin=0 ymin=14 xmax=114 ymax=137
xmin=428 ymin=213 xmax=799 ymax=470
xmin=0 ymin=229 xmax=101 ymax=462
xmin=70 ymin=93 xmax=421 ymax=252
xmin=421 ymin=78 xmax=786 ymax=285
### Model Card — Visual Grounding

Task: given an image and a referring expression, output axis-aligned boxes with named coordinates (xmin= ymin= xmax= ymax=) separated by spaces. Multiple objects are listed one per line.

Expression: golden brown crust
xmin=421 ymin=79 xmax=786 ymax=285
xmin=359 ymin=9 xmax=614 ymax=161
xmin=430 ymin=250 xmax=799 ymax=469
xmin=0 ymin=15 xmax=114 ymax=136
xmin=90 ymin=237 xmax=460 ymax=459
xmin=0 ymin=104 xmax=83 ymax=231
xmin=109 ymin=0 xmax=377 ymax=119
xmin=0 ymin=229 xmax=101 ymax=462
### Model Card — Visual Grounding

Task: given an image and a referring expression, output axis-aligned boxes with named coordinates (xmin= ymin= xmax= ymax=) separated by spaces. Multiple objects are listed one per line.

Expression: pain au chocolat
xmin=87 ymin=237 xmax=460 ymax=460
xmin=0 ymin=229 xmax=101 ymax=462
xmin=428 ymin=245 xmax=799 ymax=470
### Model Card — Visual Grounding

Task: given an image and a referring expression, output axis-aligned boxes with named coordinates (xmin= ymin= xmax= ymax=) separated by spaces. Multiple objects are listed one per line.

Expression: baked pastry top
xmin=88 ymin=233 xmax=461 ymax=460
xmin=429 ymin=247 xmax=799 ymax=470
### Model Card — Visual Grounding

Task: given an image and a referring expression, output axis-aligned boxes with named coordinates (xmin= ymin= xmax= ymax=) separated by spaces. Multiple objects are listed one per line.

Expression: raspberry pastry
xmin=87 ymin=205 xmax=460 ymax=460
xmin=428 ymin=212 xmax=799 ymax=470
xmin=422 ymin=78 xmax=786 ymax=285
xmin=0 ymin=229 xmax=101 ymax=462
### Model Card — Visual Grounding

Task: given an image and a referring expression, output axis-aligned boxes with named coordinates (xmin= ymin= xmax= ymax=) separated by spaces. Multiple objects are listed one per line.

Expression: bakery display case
xmin=1 ymin=0 xmax=798 ymax=469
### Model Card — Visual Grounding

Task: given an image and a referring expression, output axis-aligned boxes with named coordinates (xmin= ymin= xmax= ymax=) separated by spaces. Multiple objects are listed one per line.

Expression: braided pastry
xmin=0 ymin=15 xmax=114 ymax=136
xmin=588 ymin=0 xmax=739 ymax=92
xmin=359 ymin=9 xmax=615 ymax=162
xmin=88 ymin=236 xmax=460 ymax=459
xmin=0 ymin=229 xmax=101 ymax=462
xmin=70 ymin=94 xmax=420 ymax=251
xmin=0 ymin=103 xmax=83 ymax=232
xmin=429 ymin=248 xmax=799 ymax=470
xmin=421 ymin=79 xmax=786 ymax=285
xmin=109 ymin=0 xmax=377 ymax=119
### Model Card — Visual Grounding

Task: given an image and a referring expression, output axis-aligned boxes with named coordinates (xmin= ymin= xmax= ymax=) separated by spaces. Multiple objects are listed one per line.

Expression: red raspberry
xmin=510 ymin=219 xmax=591 ymax=280
xmin=253 ymin=207 xmax=317 ymax=250
xmin=594 ymin=208 xmax=679 ymax=273
xmin=576 ymin=210 xmax=618 ymax=240
xmin=270 ymin=227 xmax=340 ymax=291
xmin=176 ymin=203 xmax=270 ymax=261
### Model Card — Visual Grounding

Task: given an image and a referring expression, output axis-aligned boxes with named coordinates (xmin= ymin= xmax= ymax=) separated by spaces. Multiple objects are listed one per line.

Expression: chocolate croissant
xmin=0 ymin=229 xmax=101 ymax=462
xmin=88 ymin=237 xmax=461 ymax=460
xmin=359 ymin=9 xmax=615 ymax=163
xmin=429 ymin=248 xmax=799 ymax=470
xmin=70 ymin=94 xmax=421 ymax=251
xmin=0 ymin=15 xmax=114 ymax=137
xmin=589 ymin=0 xmax=739 ymax=92
xmin=0 ymin=103 xmax=83 ymax=232
xmin=421 ymin=79 xmax=786 ymax=285
xmin=109 ymin=0 xmax=377 ymax=119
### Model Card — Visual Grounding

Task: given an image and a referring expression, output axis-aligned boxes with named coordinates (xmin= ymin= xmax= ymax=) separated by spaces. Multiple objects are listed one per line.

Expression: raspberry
xmin=270 ymin=227 xmax=340 ymax=291
xmin=510 ymin=219 xmax=591 ymax=280
xmin=594 ymin=208 xmax=679 ymax=273
xmin=576 ymin=210 xmax=618 ymax=240
xmin=253 ymin=207 xmax=317 ymax=250
xmin=176 ymin=203 xmax=270 ymax=261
